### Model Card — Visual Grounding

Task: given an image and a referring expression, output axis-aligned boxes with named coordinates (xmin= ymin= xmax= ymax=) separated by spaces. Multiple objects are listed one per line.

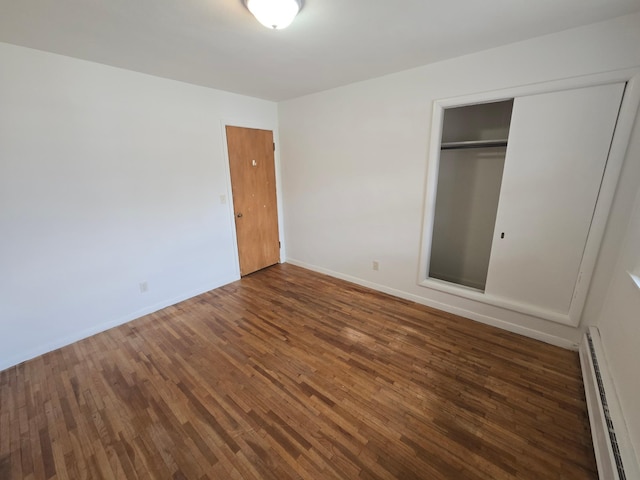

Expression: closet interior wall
xmin=429 ymin=100 xmax=513 ymax=290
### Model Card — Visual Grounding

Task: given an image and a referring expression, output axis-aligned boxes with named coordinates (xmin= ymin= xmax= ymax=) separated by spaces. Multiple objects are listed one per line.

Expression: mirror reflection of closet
xmin=429 ymin=100 xmax=514 ymax=291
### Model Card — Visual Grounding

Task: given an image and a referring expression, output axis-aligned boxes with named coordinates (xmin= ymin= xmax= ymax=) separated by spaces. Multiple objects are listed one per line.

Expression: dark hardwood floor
xmin=0 ymin=263 xmax=597 ymax=479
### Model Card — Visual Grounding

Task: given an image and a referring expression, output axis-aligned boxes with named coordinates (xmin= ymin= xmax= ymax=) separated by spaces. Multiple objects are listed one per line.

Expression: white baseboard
xmin=580 ymin=327 xmax=639 ymax=480
xmin=0 ymin=277 xmax=236 ymax=372
xmin=286 ymin=258 xmax=577 ymax=350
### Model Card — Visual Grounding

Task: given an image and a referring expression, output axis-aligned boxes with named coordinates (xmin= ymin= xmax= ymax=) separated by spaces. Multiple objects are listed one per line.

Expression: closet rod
xmin=441 ymin=139 xmax=508 ymax=150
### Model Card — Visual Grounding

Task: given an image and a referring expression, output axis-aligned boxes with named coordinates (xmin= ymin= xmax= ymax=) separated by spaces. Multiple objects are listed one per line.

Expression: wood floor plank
xmin=0 ymin=263 xmax=597 ymax=479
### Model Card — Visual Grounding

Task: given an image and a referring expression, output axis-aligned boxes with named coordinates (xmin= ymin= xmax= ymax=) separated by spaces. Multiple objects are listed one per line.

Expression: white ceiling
xmin=1 ymin=0 xmax=639 ymax=101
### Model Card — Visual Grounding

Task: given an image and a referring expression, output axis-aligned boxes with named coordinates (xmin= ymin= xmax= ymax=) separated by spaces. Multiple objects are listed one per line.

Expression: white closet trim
xmin=418 ymin=68 xmax=640 ymax=327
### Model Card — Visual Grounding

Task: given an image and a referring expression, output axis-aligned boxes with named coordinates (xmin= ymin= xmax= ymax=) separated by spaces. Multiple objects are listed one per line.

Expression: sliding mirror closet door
xmin=429 ymin=100 xmax=513 ymax=290
xmin=484 ymin=83 xmax=625 ymax=314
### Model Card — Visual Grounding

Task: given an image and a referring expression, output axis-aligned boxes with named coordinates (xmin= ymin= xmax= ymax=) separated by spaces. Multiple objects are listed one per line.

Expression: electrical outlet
xmin=372 ymin=261 xmax=379 ymax=271
xmin=139 ymin=281 xmax=148 ymax=293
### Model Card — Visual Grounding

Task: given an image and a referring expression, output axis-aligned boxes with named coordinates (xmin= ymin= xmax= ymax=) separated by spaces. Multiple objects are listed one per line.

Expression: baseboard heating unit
xmin=579 ymin=327 xmax=639 ymax=480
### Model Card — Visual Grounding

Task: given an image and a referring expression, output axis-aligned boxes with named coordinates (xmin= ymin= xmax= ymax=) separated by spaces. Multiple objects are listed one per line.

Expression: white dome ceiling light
xmin=244 ymin=0 xmax=302 ymax=30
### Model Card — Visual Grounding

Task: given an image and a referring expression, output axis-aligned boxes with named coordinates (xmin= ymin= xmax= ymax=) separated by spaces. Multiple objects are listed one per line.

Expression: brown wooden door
xmin=226 ymin=126 xmax=280 ymax=276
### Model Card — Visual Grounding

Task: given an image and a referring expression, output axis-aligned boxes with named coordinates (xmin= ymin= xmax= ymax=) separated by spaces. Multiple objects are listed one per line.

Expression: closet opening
xmin=428 ymin=99 xmax=514 ymax=291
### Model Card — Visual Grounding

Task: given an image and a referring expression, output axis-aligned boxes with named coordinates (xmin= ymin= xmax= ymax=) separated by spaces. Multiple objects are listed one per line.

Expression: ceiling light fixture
xmin=244 ymin=0 xmax=301 ymax=30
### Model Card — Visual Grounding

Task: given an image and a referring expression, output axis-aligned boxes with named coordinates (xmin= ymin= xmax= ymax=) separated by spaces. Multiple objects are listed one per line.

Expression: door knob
xmin=236 ymin=213 xmax=243 ymax=218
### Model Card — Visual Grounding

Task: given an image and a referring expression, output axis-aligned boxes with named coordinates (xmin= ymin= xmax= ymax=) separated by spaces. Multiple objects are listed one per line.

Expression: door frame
xmin=417 ymin=68 xmax=640 ymax=327
xmin=221 ymin=119 xmax=285 ymax=278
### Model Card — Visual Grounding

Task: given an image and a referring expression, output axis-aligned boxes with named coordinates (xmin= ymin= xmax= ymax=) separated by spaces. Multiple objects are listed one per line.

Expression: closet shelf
xmin=441 ymin=139 xmax=508 ymax=150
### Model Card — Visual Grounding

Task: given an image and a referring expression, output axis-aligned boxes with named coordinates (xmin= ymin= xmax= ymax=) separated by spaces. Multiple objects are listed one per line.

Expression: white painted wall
xmin=279 ymin=13 xmax=640 ymax=348
xmin=0 ymin=42 xmax=279 ymax=371
xmin=594 ymin=119 xmax=640 ymax=469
